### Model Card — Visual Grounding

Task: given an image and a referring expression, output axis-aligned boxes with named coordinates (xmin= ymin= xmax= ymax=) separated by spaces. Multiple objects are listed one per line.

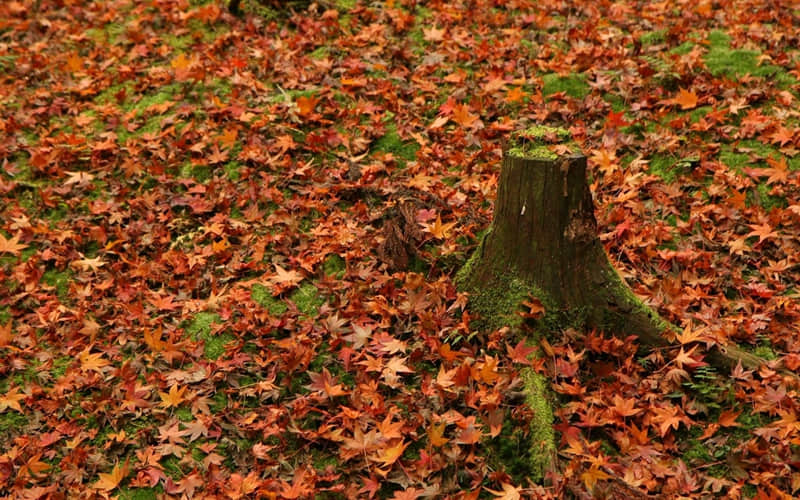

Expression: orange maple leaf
xmin=270 ymin=264 xmax=304 ymax=290
xmin=422 ymin=215 xmax=457 ymax=239
xmin=428 ymin=422 xmax=449 ymax=447
xmin=718 ymin=409 xmax=741 ymax=427
xmin=747 ymin=222 xmax=779 ymax=244
xmin=159 ymin=384 xmax=189 ymax=408
xmin=452 ymin=103 xmax=478 ymax=128
xmin=0 ymin=321 xmax=12 ymax=348
xmin=295 ymin=95 xmax=320 ymax=117
xmin=590 ymin=148 xmax=619 ymax=176
xmin=0 ymin=386 xmax=24 ymax=412
xmin=79 ymin=349 xmax=110 ymax=373
xmin=580 ymin=465 xmax=611 ymax=491
xmin=671 ymin=88 xmax=699 ymax=110
xmin=93 ymin=461 xmax=129 ymax=491
xmin=375 ymin=440 xmax=407 ymax=467
xmin=505 ymin=86 xmax=527 ymax=104
xmin=486 ymin=483 xmax=522 ymax=500
xmin=0 ymin=233 xmax=27 ymax=255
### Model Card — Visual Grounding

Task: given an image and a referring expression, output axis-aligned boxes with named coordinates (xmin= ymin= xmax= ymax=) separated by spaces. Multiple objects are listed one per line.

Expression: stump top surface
xmin=506 ymin=125 xmax=579 ymax=161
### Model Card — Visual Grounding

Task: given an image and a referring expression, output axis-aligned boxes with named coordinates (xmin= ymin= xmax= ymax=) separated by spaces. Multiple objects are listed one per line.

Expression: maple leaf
xmin=375 ymin=440 xmax=407 ymax=467
xmin=746 ymin=222 xmax=779 ymax=244
xmin=765 ymin=156 xmax=790 ymax=185
xmin=651 ymin=405 xmax=689 ymax=437
xmin=171 ymin=53 xmax=190 ymax=70
xmin=589 ymin=148 xmax=618 ymax=176
xmin=93 ymin=461 xmax=129 ymax=491
xmin=422 ymin=26 xmax=445 ymax=42
xmin=675 ymin=323 xmax=706 ymax=345
xmin=670 ymin=88 xmax=699 ymax=110
xmin=64 ymin=170 xmax=95 ymax=187
xmin=0 ymin=321 xmax=13 ymax=348
xmin=611 ymin=395 xmax=642 ymax=417
xmin=159 ymin=385 xmax=189 ymax=409
xmin=428 ymin=114 xmax=450 ymax=130
xmin=207 ymin=144 xmax=229 ymax=164
xmin=580 ymin=466 xmax=611 ymax=491
xmin=344 ymin=323 xmax=373 ymax=349
xmin=269 ymin=264 xmax=304 ymax=291
xmin=79 ymin=349 xmax=110 ymax=373
xmin=72 ymin=255 xmax=105 ymax=272
xmin=295 ymin=94 xmax=320 ymax=117
xmin=0 ymin=233 xmax=27 ymax=255
xmin=421 ymin=215 xmax=456 ymax=239
xmin=66 ymin=52 xmax=83 ymax=73
xmin=454 ymin=417 xmax=482 ymax=445
xmin=718 ymin=409 xmax=741 ymax=428
xmin=428 ymin=422 xmax=449 ymax=447
xmin=452 ymin=103 xmax=478 ymax=128
xmin=382 ymin=357 xmax=414 ymax=387
xmin=507 ymin=340 xmax=536 ymax=365
xmin=486 ymin=483 xmax=522 ymax=500
xmin=218 ymin=127 xmax=238 ymax=147
xmin=307 ymin=368 xmax=348 ymax=399
xmin=391 ymin=489 xmax=425 ymax=500
xmin=505 ymin=86 xmax=527 ymax=104
xmin=0 ymin=386 xmax=24 ymax=413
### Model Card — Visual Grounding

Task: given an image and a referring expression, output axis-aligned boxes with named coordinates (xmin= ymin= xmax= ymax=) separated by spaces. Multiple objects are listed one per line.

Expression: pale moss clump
xmin=521 ymin=367 xmax=556 ymax=481
xmin=506 ymin=125 xmax=577 ymax=160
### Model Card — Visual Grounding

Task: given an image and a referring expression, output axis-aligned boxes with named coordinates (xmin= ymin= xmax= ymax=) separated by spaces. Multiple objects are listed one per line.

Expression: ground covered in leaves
xmin=2 ymin=0 xmax=800 ymax=498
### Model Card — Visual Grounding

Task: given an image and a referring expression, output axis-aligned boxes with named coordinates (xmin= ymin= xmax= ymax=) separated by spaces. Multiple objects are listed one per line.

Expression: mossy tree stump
xmin=460 ymin=126 xmax=670 ymax=346
xmin=457 ymin=125 xmax=778 ymax=482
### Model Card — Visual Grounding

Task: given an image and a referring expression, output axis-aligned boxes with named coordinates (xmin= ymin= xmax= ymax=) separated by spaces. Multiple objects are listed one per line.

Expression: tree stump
xmin=457 ymin=125 xmax=780 ymax=481
xmin=458 ymin=126 xmax=671 ymax=344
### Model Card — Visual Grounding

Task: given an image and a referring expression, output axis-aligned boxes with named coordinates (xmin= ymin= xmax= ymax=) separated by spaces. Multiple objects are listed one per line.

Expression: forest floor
xmin=2 ymin=0 xmax=800 ymax=498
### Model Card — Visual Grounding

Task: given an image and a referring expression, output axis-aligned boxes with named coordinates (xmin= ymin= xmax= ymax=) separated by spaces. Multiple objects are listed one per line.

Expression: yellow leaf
xmin=375 ymin=440 xmax=407 ymax=467
xmin=0 ymin=233 xmax=27 ymax=256
xmin=580 ymin=465 xmax=611 ymax=491
xmin=170 ymin=53 xmax=190 ymax=71
xmin=428 ymin=422 xmax=449 ymax=447
xmin=0 ymin=386 xmax=24 ymax=413
xmin=485 ymin=483 xmax=522 ymax=500
xmin=93 ymin=461 xmax=129 ymax=491
xmin=159 ymin=384 xmax=189 ymax=409
xmin=79 ymin=349 xmax=110 ymax=373
xmin=422 ymin=215 xmax=457 ymax=239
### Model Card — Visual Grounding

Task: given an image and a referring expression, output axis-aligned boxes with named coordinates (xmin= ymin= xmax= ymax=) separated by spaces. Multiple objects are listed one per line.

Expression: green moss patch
xmin=648 ymin=154 xmax=693 ymax=183
xmin=541 ymin=73 xmax=590 ymax=99
xmin=118 ymin=487 xmax=160 ymax=500
xmin=704 ymin=30 xmax=795 ymax=86
xmin=290 ymin=283 xmax=325 ymax=316
xmin=42 ymin=268 xmax=72 ymax=301
xmin=251 ymin=284 xmax=289 ymax=316
xmin=185 ymin=312 xmax=235 ymax=360
xmin=372 ymin=119 xmax=420 ymax=165
xmin=322 ymin=254 xmax=346 ymax=278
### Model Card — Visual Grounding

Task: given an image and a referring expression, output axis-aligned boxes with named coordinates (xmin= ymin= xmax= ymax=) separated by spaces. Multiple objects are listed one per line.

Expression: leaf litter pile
xmin=2 ymin=0 xmax=800 ymax=498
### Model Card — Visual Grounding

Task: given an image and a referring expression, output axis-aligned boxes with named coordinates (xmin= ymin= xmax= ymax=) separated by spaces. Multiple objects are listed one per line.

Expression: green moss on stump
xmin=457 ymin=232 xmax=557 ymax=481
xmin=506 ymin=125 xmax=578 ymax=160
xmin=521 ymin=367 xmax=556 ymax=480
